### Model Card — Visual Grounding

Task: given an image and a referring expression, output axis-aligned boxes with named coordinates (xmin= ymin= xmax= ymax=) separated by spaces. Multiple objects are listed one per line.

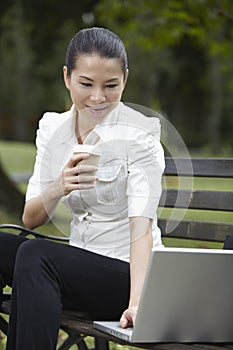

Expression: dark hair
xmin=65 ymin=27 xmax=128 ymax=79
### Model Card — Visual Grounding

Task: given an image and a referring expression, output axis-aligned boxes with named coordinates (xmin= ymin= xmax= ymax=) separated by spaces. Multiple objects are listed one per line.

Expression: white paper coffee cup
xmin=73 ymin=145 xmax=100 ymax=178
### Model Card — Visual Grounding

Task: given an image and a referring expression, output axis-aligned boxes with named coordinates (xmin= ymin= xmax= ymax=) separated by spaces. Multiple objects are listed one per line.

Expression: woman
xmin=0 ymin=27 xmax=165 ymax=350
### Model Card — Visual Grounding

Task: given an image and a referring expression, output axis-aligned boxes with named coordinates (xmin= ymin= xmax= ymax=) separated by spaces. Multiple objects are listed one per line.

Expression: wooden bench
xmin=1 ymin=157 xmax=233 ymax=350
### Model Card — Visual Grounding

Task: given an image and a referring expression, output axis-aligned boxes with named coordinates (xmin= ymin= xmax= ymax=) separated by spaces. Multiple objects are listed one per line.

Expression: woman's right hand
xmin=23 ymin=153 xmax=97 ymax=229
xmin=60 ymin=153 xmax=98 ymax=196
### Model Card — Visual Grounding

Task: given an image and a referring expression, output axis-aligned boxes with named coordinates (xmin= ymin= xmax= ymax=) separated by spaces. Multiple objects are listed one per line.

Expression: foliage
xmin=0 ymin=3 xmax=37 ymax=140
xmin=95 ymin=0 xmax=233 ymax=151
xmin=0 ymin=0 xmax=232 ymax=150
xmin=0 ymin=0 xmax=97 ymax=142
xmin=96 ymin=0 xmax=233 ymax=50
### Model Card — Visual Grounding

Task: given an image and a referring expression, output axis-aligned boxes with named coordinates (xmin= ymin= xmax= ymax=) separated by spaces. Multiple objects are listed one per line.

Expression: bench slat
xmin=165 ymin=158 xmax=233 ymax=178
xmin=159 ymin=190 xmax=233 ymax=211
xmin=158 ymin=219 xmax=233 ymax=242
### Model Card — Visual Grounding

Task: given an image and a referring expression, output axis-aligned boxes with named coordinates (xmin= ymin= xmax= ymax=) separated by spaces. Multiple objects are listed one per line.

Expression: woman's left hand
xmin=120 ymin=306 xmax=138 ymax=328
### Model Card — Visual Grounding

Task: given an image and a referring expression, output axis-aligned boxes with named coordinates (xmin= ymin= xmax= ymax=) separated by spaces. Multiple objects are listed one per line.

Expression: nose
xmin=90 ymin=88 xmax=106 ymax=104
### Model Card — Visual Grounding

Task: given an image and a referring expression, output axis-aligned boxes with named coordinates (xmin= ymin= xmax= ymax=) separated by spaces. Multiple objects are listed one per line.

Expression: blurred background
xmin=1 ymin=1 xmax=232 ymax=345
xmin=0 ymin=0 xmax=232 ymax=220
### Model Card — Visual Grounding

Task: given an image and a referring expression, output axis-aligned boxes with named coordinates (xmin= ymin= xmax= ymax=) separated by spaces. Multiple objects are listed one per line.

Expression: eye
xmin=79 ymin=82 xmax=92 ymax=87
xmin=106 ymin=84 xmax=118 ymax=89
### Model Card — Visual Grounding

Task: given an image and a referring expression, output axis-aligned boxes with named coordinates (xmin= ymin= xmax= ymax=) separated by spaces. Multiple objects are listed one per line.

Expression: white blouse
xmin=26 ymin=102 xmax=165 ymax=262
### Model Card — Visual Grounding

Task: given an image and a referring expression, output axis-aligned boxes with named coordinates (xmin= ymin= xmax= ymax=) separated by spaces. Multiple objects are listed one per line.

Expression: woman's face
xmin=63 ymin=54 xmax=128 ymax=119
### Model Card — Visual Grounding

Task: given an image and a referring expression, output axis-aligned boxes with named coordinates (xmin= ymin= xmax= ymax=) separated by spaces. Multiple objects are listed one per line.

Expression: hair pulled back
xmin=65 ymin=27 xmax=128 ymax=79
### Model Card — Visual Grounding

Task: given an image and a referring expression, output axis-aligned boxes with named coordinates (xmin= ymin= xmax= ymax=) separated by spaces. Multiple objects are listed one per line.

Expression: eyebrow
xmin=78 ymin=75 xmax=120 ymax=83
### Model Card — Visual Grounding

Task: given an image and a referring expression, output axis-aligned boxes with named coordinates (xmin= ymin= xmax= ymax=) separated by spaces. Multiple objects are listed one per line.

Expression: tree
xmin=0 ymin=162 xmax=24 ymax=219
xmin=0 ymin=2 xmax=38 ymax=141
xmin=0 ymin=0 xmax=99 ymax=142
xmin=95 ymin=0 xmax=233 ymax=151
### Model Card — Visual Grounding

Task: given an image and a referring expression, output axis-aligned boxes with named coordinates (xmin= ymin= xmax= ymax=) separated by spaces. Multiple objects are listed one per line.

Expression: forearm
xmin=22 ymin=178 xmax=63 ymax=229
xmin=128 ymin=217 xmax=152 ymax=308
xmin=120 ymin=217 xmax=152 ymax=327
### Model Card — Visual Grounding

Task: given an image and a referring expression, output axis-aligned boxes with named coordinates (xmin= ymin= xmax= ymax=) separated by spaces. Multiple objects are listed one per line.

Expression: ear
xmin=123 ymin=69 xmax=129 ymax=89
xmin=63 ymin=66 xmax=70 ymax=90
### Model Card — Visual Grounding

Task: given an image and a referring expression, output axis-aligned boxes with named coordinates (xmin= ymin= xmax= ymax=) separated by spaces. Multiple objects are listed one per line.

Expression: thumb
xmin=120 ymin=313 xmax=128 ymax=328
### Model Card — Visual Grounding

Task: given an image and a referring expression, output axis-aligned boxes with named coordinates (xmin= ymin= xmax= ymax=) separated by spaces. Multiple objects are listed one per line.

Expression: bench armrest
xmin=0 ymin=224 xmax=69 ymax=242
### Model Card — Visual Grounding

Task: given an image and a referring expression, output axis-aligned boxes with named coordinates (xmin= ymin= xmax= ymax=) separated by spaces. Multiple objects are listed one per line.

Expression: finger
xmin=63 ymin=174 xmax=96 ymax=187
xmin=73 ymin=164 xmax=98 ymax=175
xmin=76 ymin=174 xmax=97 ymax=183
xmin=120 ymin=314 xmax=128 ymax=328
xmin=120 ymin=310 xmax=134 ymax=328
xmin=77 ymin=183 xmax=96 ymax=190
xmin=66 ymin=153 xmax=90 ymax=168
xmin=62 ymin=173 xmax=97 ymax=193
xmin=62 ymin=182 xmax=96 ymax=195
xmin=65 ymin=175 xmax=97 ymax=185
xmin=62 ymin=164 xmax=97 ymax=179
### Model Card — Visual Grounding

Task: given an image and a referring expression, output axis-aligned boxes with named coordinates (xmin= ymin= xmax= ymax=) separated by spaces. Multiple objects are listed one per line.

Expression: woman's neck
xmin=75 ymin=112 xmax=96 ymax=144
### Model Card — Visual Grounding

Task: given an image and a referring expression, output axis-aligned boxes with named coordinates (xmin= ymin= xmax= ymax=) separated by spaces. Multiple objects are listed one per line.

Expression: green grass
xmin=164 ymin=175 xmax=233 ymax=191
xmin=0 ymin=140 xmax=36 ymax=173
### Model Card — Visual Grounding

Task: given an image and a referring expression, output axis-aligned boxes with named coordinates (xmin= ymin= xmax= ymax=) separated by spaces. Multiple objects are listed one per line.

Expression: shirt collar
xmin=92 ymin=102 xmax=122 ymax=141
xmin=60 ymin=102 xmax=123 ymax=145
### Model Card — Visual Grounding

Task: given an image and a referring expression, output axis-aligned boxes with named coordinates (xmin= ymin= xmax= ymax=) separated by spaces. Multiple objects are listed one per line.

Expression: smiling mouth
xmin=87 ymin=105 xmax=110 ymax=116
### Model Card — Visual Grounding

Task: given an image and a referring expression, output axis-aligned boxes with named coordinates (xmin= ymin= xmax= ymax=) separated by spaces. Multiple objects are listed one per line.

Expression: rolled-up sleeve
xmin=126 ymin=118 xmax=165 ymax=218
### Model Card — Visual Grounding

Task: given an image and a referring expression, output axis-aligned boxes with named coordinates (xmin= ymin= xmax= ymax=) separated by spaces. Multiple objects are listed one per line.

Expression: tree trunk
xmin=0 ymin=161 xmax=24 ymax=219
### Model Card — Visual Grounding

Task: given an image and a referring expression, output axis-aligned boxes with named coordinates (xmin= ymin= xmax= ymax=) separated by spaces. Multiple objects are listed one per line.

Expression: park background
xmin=0 ymin=0 xmax=233 ymax=348
xmin=0 ymin=0 xmax=233 ymax=220
xmin=0 ymin=0 xmax=233 ymax=231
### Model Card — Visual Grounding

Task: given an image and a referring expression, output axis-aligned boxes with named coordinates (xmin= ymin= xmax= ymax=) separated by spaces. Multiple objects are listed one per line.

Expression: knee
xmin=14 ymin=239 xmax=45 ymax=275
xmin=13 ymin=239 xmax=62 ymax=295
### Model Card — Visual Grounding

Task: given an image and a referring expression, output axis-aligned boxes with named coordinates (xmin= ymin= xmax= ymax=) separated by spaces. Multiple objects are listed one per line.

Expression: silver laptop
xmin=94 ymin=247 xmax=233 ymax=343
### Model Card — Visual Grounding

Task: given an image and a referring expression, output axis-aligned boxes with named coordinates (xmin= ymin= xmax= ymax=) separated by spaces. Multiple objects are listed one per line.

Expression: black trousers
xmin=0 ymin=232 xmax=130 ymax=350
